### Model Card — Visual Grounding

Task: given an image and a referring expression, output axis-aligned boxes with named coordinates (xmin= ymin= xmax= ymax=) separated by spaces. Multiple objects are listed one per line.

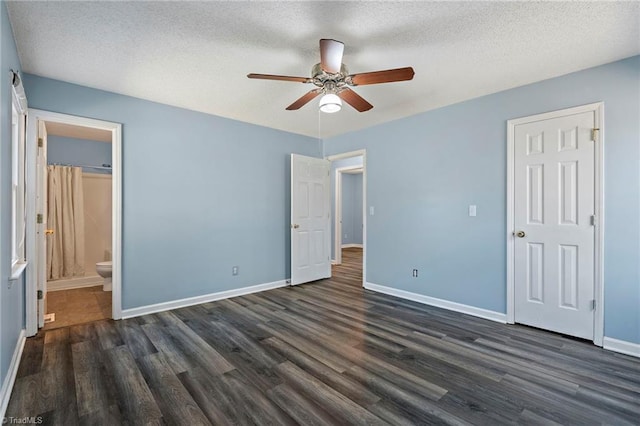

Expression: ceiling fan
xmin=247 ymin=39 xmax=415 ymax=113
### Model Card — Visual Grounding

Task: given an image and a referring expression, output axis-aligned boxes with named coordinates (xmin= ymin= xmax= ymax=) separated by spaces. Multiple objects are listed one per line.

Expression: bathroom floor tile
xmin=43 ymin=285 xmax=112 ymax=330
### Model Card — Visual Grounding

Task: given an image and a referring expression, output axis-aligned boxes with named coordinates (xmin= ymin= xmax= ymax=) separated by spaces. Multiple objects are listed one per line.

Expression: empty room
xmin=1 ymin=1 xmax=639 ymax=424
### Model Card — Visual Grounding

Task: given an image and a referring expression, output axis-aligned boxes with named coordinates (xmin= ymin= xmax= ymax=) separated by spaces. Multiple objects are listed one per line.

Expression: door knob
xmin=291 ymin=224 xmax=300 ymax=229
xmin=515 ymin=230 xmax=526 ymax=238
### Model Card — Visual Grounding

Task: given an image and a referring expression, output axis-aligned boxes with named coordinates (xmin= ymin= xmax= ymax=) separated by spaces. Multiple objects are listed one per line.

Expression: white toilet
xmin=96 ymin=261 xmax=112 ymax=291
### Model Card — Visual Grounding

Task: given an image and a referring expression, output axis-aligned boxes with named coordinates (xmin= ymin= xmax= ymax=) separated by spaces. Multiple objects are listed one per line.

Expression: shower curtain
xmin=47 ymin=165 xmax=85 ymax=280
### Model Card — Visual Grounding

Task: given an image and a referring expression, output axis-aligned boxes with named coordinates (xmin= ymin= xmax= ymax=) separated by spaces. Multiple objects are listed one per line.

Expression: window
xmin=10 ymin=71 xmax=27 ymax=279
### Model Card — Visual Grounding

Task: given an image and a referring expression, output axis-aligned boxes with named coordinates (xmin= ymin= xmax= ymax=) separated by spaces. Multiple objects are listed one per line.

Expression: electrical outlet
xmin=412 ymin=269 xmax=418 ymax=277
xmin=232 ymin=266 xmax=239 ymax=276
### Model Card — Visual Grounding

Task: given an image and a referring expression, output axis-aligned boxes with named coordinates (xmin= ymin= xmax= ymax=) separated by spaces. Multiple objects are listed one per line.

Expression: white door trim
xmin=333 ymin=165 xmax=363 ymax=264
xmin=506 ymin=102 xmax=604 ymax=345
xmin=25 ymin=109 xmax=123 ymax=336
xmin=327 ymin=150 xmax=367 ymax=287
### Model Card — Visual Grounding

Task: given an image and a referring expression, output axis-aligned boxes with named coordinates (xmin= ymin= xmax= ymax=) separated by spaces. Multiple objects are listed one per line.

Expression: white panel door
xmin=291 ymin=154 xmax=331 ymax=285
xmin=514 ymin=111 xmax=595 ymax=339
xmin=36 ymin=120 xmax=48 ymax=328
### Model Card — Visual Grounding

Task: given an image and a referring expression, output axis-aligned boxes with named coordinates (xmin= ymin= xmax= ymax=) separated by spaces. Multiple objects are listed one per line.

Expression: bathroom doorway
xmin=25 ymin=110 xmax=122 ymax=336
xmin=43 ymin=122 xmax=112 ymax=329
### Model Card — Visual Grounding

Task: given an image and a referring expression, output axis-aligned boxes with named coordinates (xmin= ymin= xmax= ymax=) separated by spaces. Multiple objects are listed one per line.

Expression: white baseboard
xmin=341 ymin=244 xmax=363 ymax=249
xmin=0 ymin=330 xmax=26 ymax=419
xmin=603 ymin=337 xmax=640 ymax=358
xmin=364 ymin=282 xmax=507 ymax=323
xmin=122 ymin=280 xmax=288 ymax=319
xmin=48 ymin=275 xmax=103 ymax=291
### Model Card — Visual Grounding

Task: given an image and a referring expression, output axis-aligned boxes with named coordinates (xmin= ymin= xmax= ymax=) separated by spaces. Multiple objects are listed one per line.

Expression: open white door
xmin=36 ymin=120 xmax=48 ymax=328
xmin=291 ymin=154 xmax=331 ymax=285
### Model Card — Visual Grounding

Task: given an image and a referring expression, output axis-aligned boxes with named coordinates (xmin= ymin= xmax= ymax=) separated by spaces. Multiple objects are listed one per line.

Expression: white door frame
xmin=25 ymin=109 xmax=123 ymax=336
xmin=326 ymin=150 xmax=367 ymax=287
xmin=333 ymin=165 xmax=363 ymax=264
xmin=506 ymin=102 xmax=604 ymax=345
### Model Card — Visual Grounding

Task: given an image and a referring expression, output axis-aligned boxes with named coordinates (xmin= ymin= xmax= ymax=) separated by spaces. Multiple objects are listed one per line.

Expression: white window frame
xmin=9 ymin=72 xmax=28 ymax=281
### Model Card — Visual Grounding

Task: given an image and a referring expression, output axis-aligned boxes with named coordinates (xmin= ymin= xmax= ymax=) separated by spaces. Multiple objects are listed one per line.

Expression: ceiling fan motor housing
xmin=311 ymin=63 xmax=351 ymax=93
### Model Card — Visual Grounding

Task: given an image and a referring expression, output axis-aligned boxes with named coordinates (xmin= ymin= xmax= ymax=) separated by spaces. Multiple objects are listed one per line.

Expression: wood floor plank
xmin=6 ymin=248 xmax=639 ymax=425
xmin=344 ymin=364 xmax=469 ymax=425
xmin=209 ymin=320 xmax=281 ymax=369
xmin=72 ymin=340 xmax=116 ymax=418
xmin=177 ymin=369 xmax=239 ymax=426
xmin=367 ymin=399 xmax=431 ymax=426
xmin=263 ymin=337 xmax=381 ymax=406
xmin=103 ymin=346 xmax=163 ymax=423
xmin=275 ymin=361 xmax=387 ymax=426
xmin=40 ymin=335 xmax=79 ymax=425
xmin=15 ymin=334 xmax=44 ymax=378
xmin=163 ymin=322 xmax=235 ymax=376
xmin=69 ymin=322 xmax=98 ymax=344
xmin=267 ymin=383 xmax=339 ymax=426
xmin=136 ymin=352 xmax=211 ymax=425
xmin=114 ymin=319 xmax=158 ymax=359
xmin=140 ymin=323 xmax=192 ymax=374
xmin=93 ymin=319 xmax=124 ymax=350
xmin=221 ymin=369 xmax=297 ymax=425
xmin=257 ymin=322 xmax=354 ymax=373
xmin=5 ymin=373 xmax=41 ymax=418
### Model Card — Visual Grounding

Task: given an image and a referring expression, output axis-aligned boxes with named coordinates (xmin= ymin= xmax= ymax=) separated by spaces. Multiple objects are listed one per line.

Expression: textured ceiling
xmin=7 ymin=1 xmax=640 ymax=139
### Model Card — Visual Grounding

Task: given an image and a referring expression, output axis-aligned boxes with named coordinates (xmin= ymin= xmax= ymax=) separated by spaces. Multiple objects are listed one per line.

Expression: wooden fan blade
xmin=247 ymin=73 xmax=310 ymax=83
xmin=338 ymin=88 xmax=373 ymax=112
xmin=286 ymin=89 xmax=322 ymax=110
xmin=349 ymin=67 xmax=415 ymax=86
xmin=319 ymin=39 xmax=344 ymax=74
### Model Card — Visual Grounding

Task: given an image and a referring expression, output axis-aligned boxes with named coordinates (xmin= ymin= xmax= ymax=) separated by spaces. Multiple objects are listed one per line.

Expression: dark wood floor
xmin=7 ymin=248 xmax=640 ymax=425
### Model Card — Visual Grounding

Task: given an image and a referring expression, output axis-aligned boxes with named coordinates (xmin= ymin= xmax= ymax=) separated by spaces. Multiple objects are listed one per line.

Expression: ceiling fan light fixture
xmin=319 ymin=93 xmax=342 ymax=113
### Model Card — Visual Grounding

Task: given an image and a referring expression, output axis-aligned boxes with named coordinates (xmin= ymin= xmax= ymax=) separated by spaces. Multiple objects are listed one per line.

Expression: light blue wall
xmin=47 ymin=135 xmax=112 ymax=175
xmin=0 ymin=0 xmax=25 ymax=392
xmin=324 ymin=56 xmax=640 ymax=344
xmin=330 ymin=156 xmax=363 ymax=260
xmin=23 ymin=74 xmax=321 ymax=310
xmin=342 ymin=173 xmax=363 ymax=246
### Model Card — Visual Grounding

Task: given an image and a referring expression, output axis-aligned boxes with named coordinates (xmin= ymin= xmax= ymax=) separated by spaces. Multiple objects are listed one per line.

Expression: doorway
xmin=25 ymin=110 xmax=122 ymax=336
xmin=43 ymin=121 xmax=113 ymax=329
xmin=327 ymin=150 xmax=367 ymax=287
xmin=506 ymin=103 xmax=604 ymax=345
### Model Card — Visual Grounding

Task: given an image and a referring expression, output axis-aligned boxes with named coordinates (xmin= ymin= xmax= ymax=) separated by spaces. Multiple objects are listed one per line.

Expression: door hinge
xmin=38 ymin=137 xmax=43 ymax=148
xmin=36 ymin=213 xmax=43 ymax=224
xmin=37 ymin=290 xmax=43 ymax=300
xmin=590 ymin=215 xmax=596 ymax=226
xmin=591 ymin=128 xmax=599 ymax=141
xmin=591 ymin=299 xmax=596 ymax=310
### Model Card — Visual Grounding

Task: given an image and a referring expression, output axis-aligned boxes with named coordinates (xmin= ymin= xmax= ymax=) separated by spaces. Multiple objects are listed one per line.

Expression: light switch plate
xmin=469 ymin=205 xmax=477 ymax=217
xmin=369 ymin=206 xmax=375 ymax=216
